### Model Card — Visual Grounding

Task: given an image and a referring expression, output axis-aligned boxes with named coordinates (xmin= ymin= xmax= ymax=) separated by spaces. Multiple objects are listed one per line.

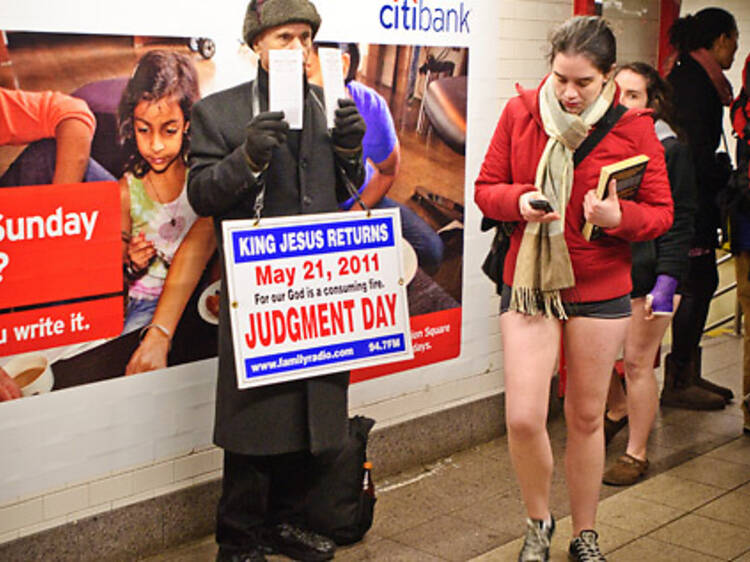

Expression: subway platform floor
xmin=143 ymin=332 xmax=750 ymax=561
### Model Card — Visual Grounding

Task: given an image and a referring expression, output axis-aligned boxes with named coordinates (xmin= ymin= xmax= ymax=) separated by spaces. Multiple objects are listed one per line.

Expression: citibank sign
xmin=378 ymin=0 xmax=471 ymax=33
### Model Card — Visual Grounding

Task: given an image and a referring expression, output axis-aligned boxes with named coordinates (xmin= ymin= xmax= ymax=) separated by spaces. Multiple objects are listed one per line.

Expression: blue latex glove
xmin=645 ymin=274 xmax=679 ymax=317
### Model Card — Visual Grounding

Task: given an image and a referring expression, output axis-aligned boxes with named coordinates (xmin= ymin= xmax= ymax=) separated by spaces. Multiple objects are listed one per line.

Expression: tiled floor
xmin=143 ymin=332 xmax=750 ymax=561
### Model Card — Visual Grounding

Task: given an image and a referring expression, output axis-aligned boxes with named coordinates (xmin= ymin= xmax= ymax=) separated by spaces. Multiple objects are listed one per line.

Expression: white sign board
xmin=222 ymin=208 xmax=413 ymax=389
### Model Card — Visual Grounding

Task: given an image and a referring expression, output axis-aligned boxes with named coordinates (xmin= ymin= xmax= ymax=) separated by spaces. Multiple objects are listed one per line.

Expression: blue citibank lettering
xmin=379 ymin=0 xmax=470 ymax=33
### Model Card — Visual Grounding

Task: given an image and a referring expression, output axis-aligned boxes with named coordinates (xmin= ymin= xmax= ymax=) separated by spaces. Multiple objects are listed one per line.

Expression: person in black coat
xmin=602 ymin=63 xmax=697 ymax=486
xmin=187 ymin=1 xmax=365 ymax=560
xmin=664 ymin=7 xmax=738 ymax=410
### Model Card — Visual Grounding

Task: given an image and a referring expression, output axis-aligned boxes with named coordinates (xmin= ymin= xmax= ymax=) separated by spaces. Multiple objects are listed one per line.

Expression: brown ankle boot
xmin=660 ymin=353 xmax=726 ymax=410
xmin=692 ymin=346 xmax=733 ymax=403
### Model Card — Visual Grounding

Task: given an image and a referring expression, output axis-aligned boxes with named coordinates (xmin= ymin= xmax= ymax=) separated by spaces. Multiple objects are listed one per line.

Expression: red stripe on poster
xmin=350 ymin=307 xmax=461 ymax=383
xmin=0 ymin=296 xmax=123 ymax=357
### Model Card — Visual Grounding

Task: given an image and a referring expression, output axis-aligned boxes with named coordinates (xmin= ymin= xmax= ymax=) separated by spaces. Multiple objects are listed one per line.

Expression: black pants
xmin=216 ymin=449 xmax=318 ymax=551
xmin=671 ymin=252 xmax=718 ymax=367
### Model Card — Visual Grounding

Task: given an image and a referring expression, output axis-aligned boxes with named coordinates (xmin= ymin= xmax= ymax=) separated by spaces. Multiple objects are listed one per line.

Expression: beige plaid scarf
xmin=510 ymin=77 xmax=616 ymax=318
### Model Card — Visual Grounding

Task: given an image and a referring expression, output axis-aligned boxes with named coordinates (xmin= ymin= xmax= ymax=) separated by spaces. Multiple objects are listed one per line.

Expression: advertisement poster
xmin=0 ymin=28 xmax=467 ymax=401
xmin=0 ymin=182 xmax=123 ymax=359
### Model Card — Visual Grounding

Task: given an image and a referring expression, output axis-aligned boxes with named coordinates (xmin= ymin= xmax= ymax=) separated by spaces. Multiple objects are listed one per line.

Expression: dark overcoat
xmin=188 ymin=70 xmax=360 ymax=455
xmin=668 ymin=53 xmax=727 ymax=249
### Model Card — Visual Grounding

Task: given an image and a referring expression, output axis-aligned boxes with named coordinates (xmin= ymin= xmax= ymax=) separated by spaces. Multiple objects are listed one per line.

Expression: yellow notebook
xmin=582 ymin=154 xmax=650 ymax=241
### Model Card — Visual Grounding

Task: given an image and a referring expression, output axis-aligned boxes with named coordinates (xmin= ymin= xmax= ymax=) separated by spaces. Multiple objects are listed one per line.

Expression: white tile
xmin=132 ymin=462 xmax=174 ymax=495
xmin=0 ymin=498 xmax=43 ymax=534
xmin=111 ymin=489 xmax=154 ymax=510
xmin=151 ymin=481 xmax=192 ymax=498
xmin=497 ymin=0 xmax=517 ymax=18
xmin=0 ymin=529 xmax=19 ymax=545
xmin=88 ymin=473 xmax=133 ymax=505
xmin=192 ymin=470 xmax=222 ymax=486
xmin=173 ymin=448 xmax=223 ymax=482
xmin=42 ymin=485 xmax=88 ymax=520
xmin=18 ymin=514 xmax=67 ymax=538
xmin=66 ymin=502 xmax=111 ymax=523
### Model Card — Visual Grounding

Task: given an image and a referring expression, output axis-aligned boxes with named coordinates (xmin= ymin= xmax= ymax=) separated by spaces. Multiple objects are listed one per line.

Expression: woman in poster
xmin=474 ymin=16 xmax=672 ymax=561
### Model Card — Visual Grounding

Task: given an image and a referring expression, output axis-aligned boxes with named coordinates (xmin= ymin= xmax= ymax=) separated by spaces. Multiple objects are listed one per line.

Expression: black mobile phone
xmin=529 ymin=199 xmax=555 ymax=213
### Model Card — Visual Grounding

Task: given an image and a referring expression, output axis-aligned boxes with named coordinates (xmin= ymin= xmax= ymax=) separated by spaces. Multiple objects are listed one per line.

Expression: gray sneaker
xmin=518 ymin=516 xmax=555 ymax=561
xmin=568 ymin=530 xmax=606 ymax=561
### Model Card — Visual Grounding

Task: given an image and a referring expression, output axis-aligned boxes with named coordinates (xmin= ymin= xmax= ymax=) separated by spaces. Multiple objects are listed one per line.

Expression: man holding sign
xmin=187 ymin=1 xmax=366 ymax=560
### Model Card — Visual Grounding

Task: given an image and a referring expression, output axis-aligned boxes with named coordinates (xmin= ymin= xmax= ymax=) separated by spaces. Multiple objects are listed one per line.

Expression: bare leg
xmin=622 ymin=296 xmax=679 ymax=460
xmin=500 ymin=310 xmax=561 ymax=520
xmin=563 ymin=315 xmax=629 ymax=534
xmin=605 ymin=369 xmax=627 ymax=420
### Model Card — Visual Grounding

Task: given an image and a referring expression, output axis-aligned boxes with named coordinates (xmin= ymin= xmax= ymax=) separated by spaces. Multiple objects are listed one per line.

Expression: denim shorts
xmin=499 ymin=284 xmax=631 ymax=319
xmin=122 ymin=297 xmax=158 ymax=335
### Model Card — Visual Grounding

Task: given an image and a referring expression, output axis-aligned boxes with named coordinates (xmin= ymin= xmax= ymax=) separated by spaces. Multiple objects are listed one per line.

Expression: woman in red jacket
xmin=475 ymin=16 xmax=672 ymax=562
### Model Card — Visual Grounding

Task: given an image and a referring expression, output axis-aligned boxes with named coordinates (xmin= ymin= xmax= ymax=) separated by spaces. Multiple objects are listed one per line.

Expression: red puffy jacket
xmin=475 ymin=77 xmax=673 ymax=303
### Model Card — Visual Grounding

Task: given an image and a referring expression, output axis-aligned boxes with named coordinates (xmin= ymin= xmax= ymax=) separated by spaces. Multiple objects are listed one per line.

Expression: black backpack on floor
xmin=306 ymin=416 xmax=376 ymax=545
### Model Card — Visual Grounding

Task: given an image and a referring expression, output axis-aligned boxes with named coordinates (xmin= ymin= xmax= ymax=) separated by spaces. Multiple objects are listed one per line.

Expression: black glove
xmin=332 ymin=99 xmax=366 ymax=151
xmin=243 ymin=111 xmax=289 ymax=172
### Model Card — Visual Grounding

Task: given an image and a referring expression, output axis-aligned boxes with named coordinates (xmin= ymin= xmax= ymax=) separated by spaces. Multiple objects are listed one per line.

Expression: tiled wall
xmin=0 ymin=446 xmax=222 ymax=544
xmin=605 ymin=0 xmax=660 ymax=67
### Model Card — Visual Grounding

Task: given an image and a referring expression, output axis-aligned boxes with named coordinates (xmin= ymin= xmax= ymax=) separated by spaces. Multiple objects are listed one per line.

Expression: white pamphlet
xmin=317 ymin=47 xmax=347 ymax=129
xmin=269 ymin=49 xmax=304 ymax=129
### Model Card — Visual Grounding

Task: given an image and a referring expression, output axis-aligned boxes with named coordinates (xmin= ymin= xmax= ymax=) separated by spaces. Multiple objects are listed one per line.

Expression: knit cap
xmin=243 ymin=0 xmax=322 ymax=46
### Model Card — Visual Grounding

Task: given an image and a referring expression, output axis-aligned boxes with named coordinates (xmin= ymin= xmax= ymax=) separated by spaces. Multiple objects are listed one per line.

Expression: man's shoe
xmin=602 ymin=453 xmax=648 ymax=486
xmin=518 ymin=516 xmax=555 ymax=561
xmin=216 ymin=546 xmax=267 ymax=562
xmin=271 ymin=523 xmax=335 ymax=562
xmin=568 ymin=530 xmax=606 ymax=561
xmin=603 ymin=413 xmax=628 ymax=446
xmin=743 ymin=394 xmax=750 ymax=435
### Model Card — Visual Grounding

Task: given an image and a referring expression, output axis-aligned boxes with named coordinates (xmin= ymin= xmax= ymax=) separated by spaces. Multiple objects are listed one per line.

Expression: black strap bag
xmin=306 ymin=416 xmax=376 ymax=545
xmin=480 ymin=217 xmax=514 ymax=295
xmin=479 ymin=103 xmax=627 ymax=292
